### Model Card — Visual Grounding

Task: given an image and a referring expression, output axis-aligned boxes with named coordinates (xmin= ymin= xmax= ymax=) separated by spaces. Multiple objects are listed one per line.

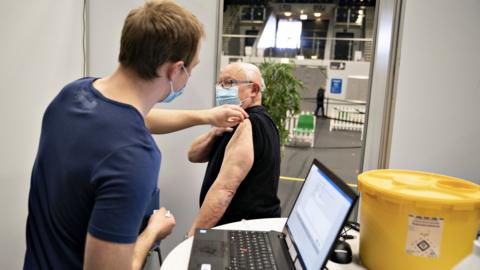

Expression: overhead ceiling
xmin=224 ymin=0 xmax=376 ymax=7
xmin=225 ymin=0 xmax=376 ymax=22
xmin=270 ymin=3 xmax=336 ymax=21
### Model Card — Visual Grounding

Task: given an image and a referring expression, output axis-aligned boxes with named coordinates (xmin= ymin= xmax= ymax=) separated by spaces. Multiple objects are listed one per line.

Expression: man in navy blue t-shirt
xmin=24 ymin=1 xmax=247 ymax=269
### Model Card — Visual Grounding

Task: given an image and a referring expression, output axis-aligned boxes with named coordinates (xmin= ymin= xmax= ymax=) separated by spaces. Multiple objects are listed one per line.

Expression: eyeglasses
xmin=217 ymin=79 xmax=253 ymax=89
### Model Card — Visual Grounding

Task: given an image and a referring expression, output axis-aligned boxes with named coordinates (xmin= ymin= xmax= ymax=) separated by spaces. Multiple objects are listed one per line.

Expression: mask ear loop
xmin=240 ymin=82 xmax=259 ymax=106
xmin=169 ymin=64 xmax=188 ymax=93
xmin=240 ymin=97 xmax=251 ymax=105
xmin=169 ymin=81 xmax=175 ymax=94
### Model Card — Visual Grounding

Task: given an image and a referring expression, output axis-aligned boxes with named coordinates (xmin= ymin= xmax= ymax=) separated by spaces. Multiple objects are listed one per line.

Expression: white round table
xmin=160 ymin=218 xmax=365 ymax=270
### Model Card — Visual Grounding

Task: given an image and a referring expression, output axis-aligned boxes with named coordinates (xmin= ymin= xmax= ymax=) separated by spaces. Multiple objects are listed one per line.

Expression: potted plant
xmin=260 ymin=61 xmax=303 ymax=147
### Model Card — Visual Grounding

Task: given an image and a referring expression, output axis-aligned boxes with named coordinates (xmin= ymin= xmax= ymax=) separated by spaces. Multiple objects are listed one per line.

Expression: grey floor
xmin=278 ymin=117 xmax=363 ymax=217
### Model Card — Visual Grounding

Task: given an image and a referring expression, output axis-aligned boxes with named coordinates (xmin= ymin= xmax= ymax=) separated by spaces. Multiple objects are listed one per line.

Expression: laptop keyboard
xmin=227 ymin=231 xmax=277 ymax=270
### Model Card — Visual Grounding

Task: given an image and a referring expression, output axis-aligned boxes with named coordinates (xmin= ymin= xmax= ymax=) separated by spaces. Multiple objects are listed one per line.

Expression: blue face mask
xmin=161 ymin=66 xmax=189 ymax=103
xmin=215 ymin=85 xmax=241 ymax=106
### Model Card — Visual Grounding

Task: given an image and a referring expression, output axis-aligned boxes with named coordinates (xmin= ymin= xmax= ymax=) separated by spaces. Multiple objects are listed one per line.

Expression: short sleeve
xmin=88 ymin=144 xmax=159 ymax=243
xmin=247 ymin=114 xmax=265 ymax=156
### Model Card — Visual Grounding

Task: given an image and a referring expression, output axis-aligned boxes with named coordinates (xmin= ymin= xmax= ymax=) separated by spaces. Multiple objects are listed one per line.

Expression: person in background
xmin=24 ymin=1 xmax=247 ymax=269
xmin=315 ymin=85 xmax=326 ymax=117
xmin=186 ymin=62 xmax=281 ymax=237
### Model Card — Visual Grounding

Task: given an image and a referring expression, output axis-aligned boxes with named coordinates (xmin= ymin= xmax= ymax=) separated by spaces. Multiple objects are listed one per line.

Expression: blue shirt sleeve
xmin=88 ymin=144 xmax=159 ymax=243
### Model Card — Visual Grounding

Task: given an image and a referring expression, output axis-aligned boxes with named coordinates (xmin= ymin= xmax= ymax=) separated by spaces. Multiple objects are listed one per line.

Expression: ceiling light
xmin=300 ymin=14 xmax=308 ymax=20
xmin=358 ymin=10 xmax=364 ymax=15
xmin=284 ymin=11 xmax=292 ymax=17
xmin=314 ymin=12 xmax=321 ymax=17
xmin=349 ymin=75 xmax=369 ymax=79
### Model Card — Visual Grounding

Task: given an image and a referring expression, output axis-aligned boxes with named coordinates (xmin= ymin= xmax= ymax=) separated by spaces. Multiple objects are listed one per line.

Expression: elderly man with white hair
xmin=187 ymin=62 xmax=281 ymax=236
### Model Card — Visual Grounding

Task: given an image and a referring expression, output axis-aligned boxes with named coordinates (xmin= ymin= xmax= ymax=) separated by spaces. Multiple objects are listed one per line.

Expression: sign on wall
xmin=330 ymin=78 xmax=343 ymax=94
xmin=330 ymin=61 xmax=346 ymax=70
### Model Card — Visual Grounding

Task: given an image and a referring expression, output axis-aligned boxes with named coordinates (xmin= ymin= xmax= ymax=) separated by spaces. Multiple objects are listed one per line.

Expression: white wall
xmin=0 ymin=1 xmax=84 ymax=269
xmin=88 ymin=0 xmax=142 ymax=76
xmin=388 ymin=0 xmax=480 ymax=183
xmin=88 ymin=0 xmax=220 ymax=256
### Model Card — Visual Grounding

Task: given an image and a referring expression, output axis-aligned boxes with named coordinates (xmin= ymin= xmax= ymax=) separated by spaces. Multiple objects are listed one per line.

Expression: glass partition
xmin=218 ymin=0 xmax=377 ymax=216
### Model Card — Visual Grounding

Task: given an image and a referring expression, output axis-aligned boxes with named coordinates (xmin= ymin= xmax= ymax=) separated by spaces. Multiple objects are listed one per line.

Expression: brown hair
xmin=118 ymin=0 xmax=205 ymax=80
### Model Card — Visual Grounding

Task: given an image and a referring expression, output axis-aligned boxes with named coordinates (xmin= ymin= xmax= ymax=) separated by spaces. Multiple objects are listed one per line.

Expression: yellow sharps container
xmin=358 ymin=170 xmax=480 ymax=270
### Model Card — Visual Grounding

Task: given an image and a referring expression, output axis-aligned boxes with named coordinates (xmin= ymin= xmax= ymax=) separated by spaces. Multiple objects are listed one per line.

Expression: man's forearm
xmin=189 ymin=187 xmax=235 ymax=235
xmin=146 ymin=109 xmax=210 ymax=134
xmin=132 ymin=230 xmax=157 ymax=270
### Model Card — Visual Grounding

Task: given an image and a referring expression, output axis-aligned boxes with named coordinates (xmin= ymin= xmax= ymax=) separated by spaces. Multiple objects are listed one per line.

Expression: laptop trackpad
xmin=189 ymin=240 xmax=227 ymax=269
xmin=193 ymin=240 xmax=225 ymax=257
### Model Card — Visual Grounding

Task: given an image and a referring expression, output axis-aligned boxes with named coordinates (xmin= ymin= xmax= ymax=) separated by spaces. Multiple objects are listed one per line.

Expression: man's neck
xmin=93 ymin=66 xmax=165 ymax=117
xmin=242 ymin=98 xmax=262 ymax=109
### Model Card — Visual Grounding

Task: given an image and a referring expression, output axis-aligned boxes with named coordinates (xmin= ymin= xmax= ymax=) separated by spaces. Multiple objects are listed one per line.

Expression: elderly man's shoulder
xmin=235 ymin=118 xmax=252 ymax=132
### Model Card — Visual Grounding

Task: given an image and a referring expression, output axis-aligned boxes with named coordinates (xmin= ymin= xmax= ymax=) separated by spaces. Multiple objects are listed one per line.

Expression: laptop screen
xmin=285 ymin=161 xmax=355 ymax=269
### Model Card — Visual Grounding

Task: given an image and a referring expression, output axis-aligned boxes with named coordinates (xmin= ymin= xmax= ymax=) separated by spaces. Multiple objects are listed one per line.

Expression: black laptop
xmin=187 ymin=159 xmax=358 ymax=270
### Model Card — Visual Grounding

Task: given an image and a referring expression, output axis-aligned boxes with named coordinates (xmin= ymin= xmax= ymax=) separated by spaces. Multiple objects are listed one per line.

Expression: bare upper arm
xmin=214 ymin=119 xmax=254 ymax=192
xmin=84 ymin=233 xmax=135 ymax=270
xmin=145 ymin=108 xmax=161 ymax=132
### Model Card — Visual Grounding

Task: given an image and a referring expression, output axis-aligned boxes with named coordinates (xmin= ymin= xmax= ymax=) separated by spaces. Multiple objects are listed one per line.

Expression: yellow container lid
xmin=358 ymin=170 xmax=480 ymax=210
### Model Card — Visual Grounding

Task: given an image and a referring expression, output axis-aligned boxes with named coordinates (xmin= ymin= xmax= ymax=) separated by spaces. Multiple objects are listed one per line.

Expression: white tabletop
xmin=160 ymin=218 xmax=365 ymax=270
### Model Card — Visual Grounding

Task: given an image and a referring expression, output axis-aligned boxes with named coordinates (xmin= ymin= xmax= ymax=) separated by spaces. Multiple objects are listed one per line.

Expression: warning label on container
xmin=405 ymin=215 xmax=444 ymax=258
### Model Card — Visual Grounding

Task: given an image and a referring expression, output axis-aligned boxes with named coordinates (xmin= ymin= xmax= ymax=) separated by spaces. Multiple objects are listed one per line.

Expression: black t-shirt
xmin=199 ymin=106 xmax=281 ymax=225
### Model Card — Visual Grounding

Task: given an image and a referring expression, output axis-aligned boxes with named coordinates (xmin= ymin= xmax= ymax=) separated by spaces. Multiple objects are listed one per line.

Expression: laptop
xmin=187 ymin=159 xmax=358 ymax=270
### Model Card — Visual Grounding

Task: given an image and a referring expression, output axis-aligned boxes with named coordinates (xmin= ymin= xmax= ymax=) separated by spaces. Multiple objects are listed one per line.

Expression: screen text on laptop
xmin=286 ymin=165 xmax=353 ymax=269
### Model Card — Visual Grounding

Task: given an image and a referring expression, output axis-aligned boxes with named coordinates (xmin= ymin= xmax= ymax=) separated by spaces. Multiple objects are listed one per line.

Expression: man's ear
xmin=166 ymin=61 xmax=184 ymax=81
